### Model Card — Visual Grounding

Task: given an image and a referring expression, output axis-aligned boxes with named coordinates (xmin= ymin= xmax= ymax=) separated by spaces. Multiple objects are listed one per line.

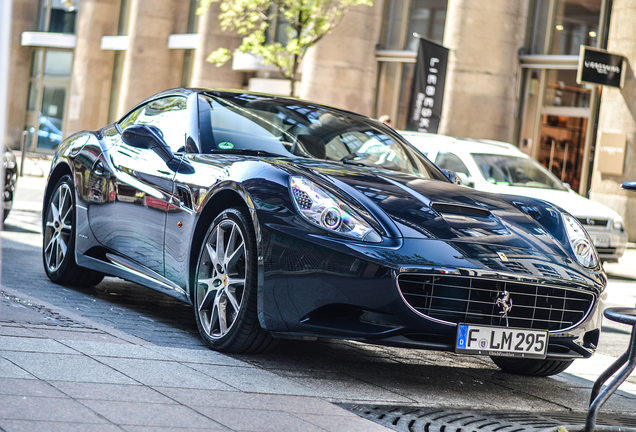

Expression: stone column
xmin=6 ymin=0 xmax=39 ymax=149
xmin=299 ymin=0 xmax=384 ymax=116
xmin=64 ymin=0 xmax=119 ymax=135
xmin=589 ymin=1 xmax=636 ymax=240
xmin=116 ymin=0 xmax=187 ymax=115
xmin=190 ymin=3 xmax=244 ymax=90
xmin=439 ymin=0 xmax=529 ymax=142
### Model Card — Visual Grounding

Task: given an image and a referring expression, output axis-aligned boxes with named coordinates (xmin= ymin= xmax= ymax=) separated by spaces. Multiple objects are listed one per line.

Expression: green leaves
xmin=198 ymin=0 xmax=372 ymax=95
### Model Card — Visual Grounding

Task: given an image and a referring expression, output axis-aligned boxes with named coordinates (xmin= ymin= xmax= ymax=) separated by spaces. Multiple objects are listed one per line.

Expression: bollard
xmin=19 ymin=130 xmax=27 ymax=177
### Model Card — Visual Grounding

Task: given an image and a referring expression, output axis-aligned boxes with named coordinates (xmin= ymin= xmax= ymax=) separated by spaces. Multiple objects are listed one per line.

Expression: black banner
xmin=577 ymin=46 xmax=625 ymax=89
xmin=405 ymin=38 xmax=449 ymax=133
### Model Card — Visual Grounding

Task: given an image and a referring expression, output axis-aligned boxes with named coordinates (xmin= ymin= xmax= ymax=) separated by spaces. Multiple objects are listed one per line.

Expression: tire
xmin=491 ymin=356 xmax=573 ymax=377
xmin=43 ymin=175 xmax=104 ymax=287
xmin=193 ymin=208 xmax=276 ymax=353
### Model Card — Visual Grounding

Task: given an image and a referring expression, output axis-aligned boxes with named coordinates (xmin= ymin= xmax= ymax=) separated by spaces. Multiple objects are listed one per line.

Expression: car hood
xmin=481 ymin=185 xmax=619 ymax=220
xmin=281 ymin=160 xmax=568 ymax=255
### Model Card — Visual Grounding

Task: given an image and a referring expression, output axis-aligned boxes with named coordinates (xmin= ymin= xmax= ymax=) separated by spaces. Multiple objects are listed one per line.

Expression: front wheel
xmin=43 ymin=175 xmax=104 ymax=287
xmin=491 ymin=356 xmax=573 ymax=377
xmin=193 ymin=208 xmax=276 ymax=353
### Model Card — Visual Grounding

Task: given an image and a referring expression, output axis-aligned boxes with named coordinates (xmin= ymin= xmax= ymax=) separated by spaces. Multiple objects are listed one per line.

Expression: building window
xmin=528 ymin=0 xmax=601 ymax=55
xmin=25 ymin=49 xmax=73 ymax=153
xmin=375 ymin=0 xmax=447 ymax=129
xmin=38 ymin=0 xmax=78 ymax=34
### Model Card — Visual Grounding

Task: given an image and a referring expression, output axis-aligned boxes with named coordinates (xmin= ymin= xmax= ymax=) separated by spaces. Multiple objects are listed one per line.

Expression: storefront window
xmin=376 ymin=0 xmax=447 ymax=126
xmin=38 ymin=0 xmax=77 ymax=34
xmin=544 ymin=69 xmax=591 ymax=108
xmin=551 ymin=0 xmax=600 ymax=55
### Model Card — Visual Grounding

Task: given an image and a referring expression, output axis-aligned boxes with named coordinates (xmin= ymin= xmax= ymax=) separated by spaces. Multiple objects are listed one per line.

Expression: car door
xmin=88 ymin=95 xmax=189 ymax=276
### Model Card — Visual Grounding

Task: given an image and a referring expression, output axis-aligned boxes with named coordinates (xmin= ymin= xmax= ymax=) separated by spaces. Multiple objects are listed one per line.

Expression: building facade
xmin=6 ymin=0 xmax=636 ymax=238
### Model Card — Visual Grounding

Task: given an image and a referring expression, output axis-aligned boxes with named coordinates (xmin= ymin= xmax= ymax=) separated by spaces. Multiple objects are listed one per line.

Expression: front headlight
xmin=562 ymin=213 xmax=598 ymax=268
xmin=290 ymin=176 xmax=381 ymax=242
xmin=613 ymin=217 xmax=624 ymax=231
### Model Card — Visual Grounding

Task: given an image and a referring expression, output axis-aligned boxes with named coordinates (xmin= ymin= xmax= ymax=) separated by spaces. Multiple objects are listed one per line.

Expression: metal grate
xmin=397 ymin=274 xmax=594 ymax=331
xmin=340 ymin=405 xmax=636 ymax=432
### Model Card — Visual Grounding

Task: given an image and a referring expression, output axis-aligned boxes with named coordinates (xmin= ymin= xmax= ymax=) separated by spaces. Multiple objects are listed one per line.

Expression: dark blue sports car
xmin=43 ymin=88 xmax=606 ymax=376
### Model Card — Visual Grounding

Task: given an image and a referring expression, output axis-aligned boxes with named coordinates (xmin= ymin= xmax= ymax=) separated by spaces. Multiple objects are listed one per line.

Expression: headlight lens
xmin=562 ymin=213 xmax=598 ymax=268
xmin=290 ymin=176 xmax=381 ymax=242
xmin=613 ymin=217 xmax=624 ymax=231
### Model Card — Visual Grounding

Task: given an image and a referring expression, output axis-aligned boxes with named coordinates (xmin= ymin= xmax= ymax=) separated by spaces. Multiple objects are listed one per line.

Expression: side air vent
xmin=431 ymin=203 xmax=490 ymax=217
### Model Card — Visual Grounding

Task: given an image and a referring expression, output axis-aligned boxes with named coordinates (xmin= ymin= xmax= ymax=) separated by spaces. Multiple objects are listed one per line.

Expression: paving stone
xmin=79 ymin=400 xmax=229 ymax=429
xmin=0 ymin=351 xmax=137 ymax=384
xmin=193 ymin=406 xmax=326 ymax=432
xmin=0 ymin=420 xmax=125 ymax=432
xmin=0 ymin=377 xmax=66 ymax=397
xmin=61 ymin=340 xmax=169 ymax=360
xmin=0 ymin=394 xmax=109 ymax=423
xmin=155 ymin=387 xmax=343 ymax=414
xmin=51 ymin=381 xmax=177 ymax=403
xmin=295 ymin=412 xmax=395 ymax=432
xmin=94 ymin=356 xmax=235 ymax=390
xmin=0 ymin=356 xmax=36 ymax=379
xmin=187 ymin=363 xmax=316 ymax=395
xmin=0 ymin=334 xmax=79 ymax=354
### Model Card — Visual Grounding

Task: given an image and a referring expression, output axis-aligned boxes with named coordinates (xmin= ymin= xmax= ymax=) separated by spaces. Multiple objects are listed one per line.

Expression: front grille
xmin=576 ymin=217 xmax=609 ymax=228
xmin=398 ymin=274 xmax=594 ymax=331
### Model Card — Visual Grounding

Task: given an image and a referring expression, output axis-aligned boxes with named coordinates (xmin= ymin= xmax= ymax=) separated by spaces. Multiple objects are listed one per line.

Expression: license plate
xmin=593 ymin=235 xmax=610 ymax=248
xmin=456 ymin=324 xmax=547 ymax=359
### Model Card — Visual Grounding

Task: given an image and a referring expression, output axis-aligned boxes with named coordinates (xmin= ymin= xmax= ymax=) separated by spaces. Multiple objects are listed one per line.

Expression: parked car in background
xmin=3 ymin=146 xmax=18 ymax=221
xmin=400 ymin=131 xmax=627 ymax=263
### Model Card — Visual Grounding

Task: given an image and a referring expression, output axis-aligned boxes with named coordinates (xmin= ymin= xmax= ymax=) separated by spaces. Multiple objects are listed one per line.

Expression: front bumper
xmin=258 ymin=226 xmax=606 ymax=360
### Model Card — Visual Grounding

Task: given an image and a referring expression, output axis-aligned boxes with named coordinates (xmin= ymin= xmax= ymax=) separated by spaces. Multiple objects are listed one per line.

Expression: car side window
xmin=118 ymin=96 xmax=189 ymax=153
xmin=434 ymin=152 xmax=469 ymax=176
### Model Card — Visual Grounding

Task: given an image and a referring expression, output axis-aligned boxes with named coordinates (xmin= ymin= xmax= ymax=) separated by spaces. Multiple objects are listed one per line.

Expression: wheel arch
xmin=187 ymin=185 xmax=264 ymax=309
xmin=42 ymin=162 xmax=73 ymax=231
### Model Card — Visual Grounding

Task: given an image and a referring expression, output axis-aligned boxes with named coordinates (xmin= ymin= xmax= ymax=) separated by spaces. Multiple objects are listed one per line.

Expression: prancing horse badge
xmin=497 ymin=252 xmax=509 ymax=262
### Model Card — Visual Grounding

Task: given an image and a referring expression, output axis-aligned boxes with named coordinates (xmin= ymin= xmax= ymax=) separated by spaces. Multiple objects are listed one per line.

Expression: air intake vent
xmin=431 ymin=203 xmax=490 ymax=217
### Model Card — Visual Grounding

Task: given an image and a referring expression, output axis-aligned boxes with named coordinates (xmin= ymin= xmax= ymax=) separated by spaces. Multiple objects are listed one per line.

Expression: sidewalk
xmin=1 ymin=286 xmax=392 ymax=432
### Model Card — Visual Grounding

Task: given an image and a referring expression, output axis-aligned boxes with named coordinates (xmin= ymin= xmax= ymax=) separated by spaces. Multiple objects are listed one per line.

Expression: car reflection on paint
xmin=42 ymin=88 xmax=606 ymax=377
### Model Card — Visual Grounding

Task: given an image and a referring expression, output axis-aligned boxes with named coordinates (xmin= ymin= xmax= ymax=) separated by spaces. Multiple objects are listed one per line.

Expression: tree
xmin=198 ymin=0 xmax=373 ymax=97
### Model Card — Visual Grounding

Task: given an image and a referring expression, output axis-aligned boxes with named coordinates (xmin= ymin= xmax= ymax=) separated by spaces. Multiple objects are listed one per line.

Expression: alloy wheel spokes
xmin=197 ymin=218 xmax=248 ymax=340
xmin=44 ymin=183 xmax=73 ymax=272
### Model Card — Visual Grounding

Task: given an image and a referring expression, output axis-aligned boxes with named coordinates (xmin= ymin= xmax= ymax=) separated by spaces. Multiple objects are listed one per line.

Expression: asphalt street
xmin=1 ymin=156 xmax=635 ymax=431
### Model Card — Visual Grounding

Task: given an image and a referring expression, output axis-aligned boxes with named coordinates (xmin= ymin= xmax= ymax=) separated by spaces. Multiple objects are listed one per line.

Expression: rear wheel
xmin=43 ymin=175 xmax=104 ymax=287
xmin=491 ymin=356 xmax=573 ymax=377
xmin=193 ymin=208 xmax=276 ymax=353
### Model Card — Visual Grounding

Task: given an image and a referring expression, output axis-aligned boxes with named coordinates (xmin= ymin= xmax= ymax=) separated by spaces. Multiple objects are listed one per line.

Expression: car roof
xmin=398 ymin=131 xmax=525 ymax=157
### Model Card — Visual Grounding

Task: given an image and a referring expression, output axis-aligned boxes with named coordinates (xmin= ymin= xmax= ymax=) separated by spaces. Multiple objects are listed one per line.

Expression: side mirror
xmin=622 ymin=181 xmax=636 ymax=191
xmin=121 ymin=124 xmax=175 ymax=166
xmin=442 ymin=169 xmax=463 ymax=186
xmin=456 ymin=172 xmax=475 ymax=188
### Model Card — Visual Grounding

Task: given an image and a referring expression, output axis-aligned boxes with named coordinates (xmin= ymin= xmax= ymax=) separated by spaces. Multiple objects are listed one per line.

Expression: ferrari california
xmin=42 ymin=88 xmax=606 ymax=376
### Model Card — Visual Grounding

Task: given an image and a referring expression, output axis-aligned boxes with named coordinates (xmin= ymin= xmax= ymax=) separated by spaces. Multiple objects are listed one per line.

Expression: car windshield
xmin=198 ymin=92 xmax=446 ymax=180
xmin=472 ymin=153 xmax=567 ymax=191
